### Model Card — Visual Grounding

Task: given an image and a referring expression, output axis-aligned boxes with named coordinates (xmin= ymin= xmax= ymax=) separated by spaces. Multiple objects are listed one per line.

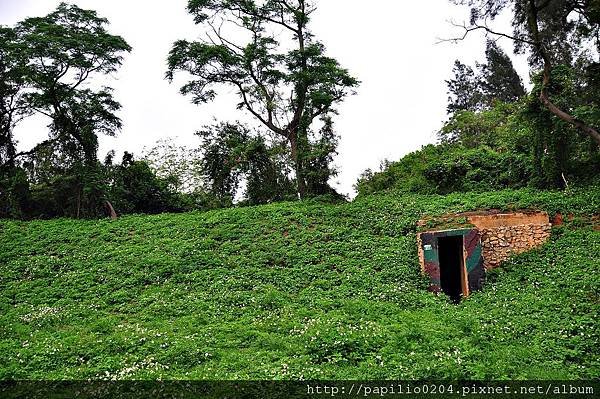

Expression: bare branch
xmin=437 ymin=20 xmax=536 ymax=45
xmin=207 ymin=20 xmax=245 ymax=55
xmin=232 ymin=80 xmax=284 ymax=136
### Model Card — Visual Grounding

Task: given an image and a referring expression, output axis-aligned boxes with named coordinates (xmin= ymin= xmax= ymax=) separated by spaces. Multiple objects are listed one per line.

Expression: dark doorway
xmin=438 ymin=236 xmax=464 ymax=302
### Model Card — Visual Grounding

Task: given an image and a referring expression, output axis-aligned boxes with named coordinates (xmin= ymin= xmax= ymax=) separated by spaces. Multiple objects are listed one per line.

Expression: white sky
xmin=0 ymin=0 xmax=529 ymax=197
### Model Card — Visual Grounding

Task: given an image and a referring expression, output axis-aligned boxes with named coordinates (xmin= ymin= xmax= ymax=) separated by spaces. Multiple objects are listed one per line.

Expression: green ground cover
xmin=0 ymin=188 xmax=598 ymax=379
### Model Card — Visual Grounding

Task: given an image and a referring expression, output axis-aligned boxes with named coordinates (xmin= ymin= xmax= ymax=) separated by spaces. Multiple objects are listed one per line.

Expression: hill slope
xmin=1 ymin=189 xmax=599 ymax=379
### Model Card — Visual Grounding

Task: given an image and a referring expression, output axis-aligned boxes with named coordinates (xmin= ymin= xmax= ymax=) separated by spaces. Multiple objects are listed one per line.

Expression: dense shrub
xmin=356 ymin=145 xmax=534 ymax=196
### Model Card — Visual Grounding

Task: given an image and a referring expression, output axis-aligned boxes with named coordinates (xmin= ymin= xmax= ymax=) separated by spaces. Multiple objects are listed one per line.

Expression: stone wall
xmin=478 ymin=222 xmax=552 ymax=269
xmin=417 ymin=211 xmax=552 ymax=273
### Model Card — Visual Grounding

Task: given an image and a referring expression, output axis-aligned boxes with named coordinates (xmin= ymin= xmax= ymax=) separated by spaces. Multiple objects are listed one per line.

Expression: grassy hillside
xmin=1 ymin=188 xmax=599 ymax=380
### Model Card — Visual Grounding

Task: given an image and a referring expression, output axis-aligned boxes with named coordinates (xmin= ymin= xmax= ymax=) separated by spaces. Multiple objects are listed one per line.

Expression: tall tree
xmin=1 ymin=3 xmax=131 ymax=219
xmin=446 ymin=60 xmax=484 ymax=114
xmin=479 ymin=40 xmax=526 ymax=104
xmin=167 ymin=0 xmax=359 ymax=198
xmin=446 ymin=41 xmax=525 ymax=114
xmin=15 ymin=2 xmax=131 ymax=165
xmin=450 ymin=0 xmax=600 ymax=145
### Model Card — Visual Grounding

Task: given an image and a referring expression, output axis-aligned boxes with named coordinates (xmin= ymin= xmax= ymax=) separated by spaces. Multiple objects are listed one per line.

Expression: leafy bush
xmin=356 ymin=145 xmax=533 ymax=196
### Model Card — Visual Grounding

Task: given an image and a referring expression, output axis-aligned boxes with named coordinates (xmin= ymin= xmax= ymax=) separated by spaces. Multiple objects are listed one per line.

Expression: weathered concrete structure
xmin=417 ymin=210 xmax=551 ymax=299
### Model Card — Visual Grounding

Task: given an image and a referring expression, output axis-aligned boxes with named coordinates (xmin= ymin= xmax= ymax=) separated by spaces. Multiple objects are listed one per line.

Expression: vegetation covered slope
xmin=0 ymin=189 xmax=599 ymax=380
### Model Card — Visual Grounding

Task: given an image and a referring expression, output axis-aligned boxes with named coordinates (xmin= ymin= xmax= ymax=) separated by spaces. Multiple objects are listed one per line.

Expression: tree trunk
xmin=289 ymin=134 xmax=306 ymax=200
xmin=0 ymin=127 xmax=16 ymax=169
xmin=539 ymin=78 xmax=600 ymax=146
xmin=76 ymin=189 xmax=81 ymax=219
xmin=105 ymin=200 xmax=118 ymax=220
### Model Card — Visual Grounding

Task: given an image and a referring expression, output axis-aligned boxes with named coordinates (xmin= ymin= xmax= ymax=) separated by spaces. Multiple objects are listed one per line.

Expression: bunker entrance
xmin=438 ymin=235 xmax=465 ymax=302
xmin=418 ymin=228 xmax=485 ymax=299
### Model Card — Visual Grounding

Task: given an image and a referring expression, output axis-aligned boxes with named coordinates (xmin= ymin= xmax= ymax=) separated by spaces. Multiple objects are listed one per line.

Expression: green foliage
xmin=14 ymin=2 xmax=131 ymax=164
xmin=423 ymin=147 xmax=531 ymax=194
xmin=197 ymin=122 xmax=296 ymax=206
xmin=439 ymin=101 xmax=526 ymax=148
xmin=359 ymin=94 xmax=599 ymax=197
xmin=446 ymin=41 xmax=525 ymax=115
xmin=243 ymin=137 xmax=296 ymax=205
xmin=0 ymin=168 xmax=31 ymax=219
xmin=525 ymin=65 xmax=600 ymax=188
xmin=107 ymin=153 xmax=187 ymax=215
xmin=20 ymin=162 xmax=110 ymax=219
xmin=0 ymin=188 xmax=598 ymax=379
xmin=1 ymin=149 xmax=197 ymax=219
xmin=435 ymin=0 xmax=600 ymax=197
xmin=453 ymin=0 xmax=600 ymax=146
xmin=355 ymin=143 xmax=532 ymax=197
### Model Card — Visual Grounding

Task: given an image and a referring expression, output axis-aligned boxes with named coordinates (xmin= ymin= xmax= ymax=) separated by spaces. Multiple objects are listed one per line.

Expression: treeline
xmin=357 ymin=2 xmax=600 ymax=196
xmin=1 ymin=1 xmax=356 ymax=219
xmin=3 ymin=1 xmax=599 ymax=218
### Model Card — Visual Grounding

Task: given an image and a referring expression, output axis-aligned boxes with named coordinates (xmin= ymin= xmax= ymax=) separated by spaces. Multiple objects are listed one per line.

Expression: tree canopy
xmin=447 ymin=40 xmax=525 ymax=114
xmin=15 ymin=2 xmax=131 ymax=164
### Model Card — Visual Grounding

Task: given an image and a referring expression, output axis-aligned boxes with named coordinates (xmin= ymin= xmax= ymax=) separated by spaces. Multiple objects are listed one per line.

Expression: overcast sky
xmin=0 ymin=0 xmax=529 ymax=197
